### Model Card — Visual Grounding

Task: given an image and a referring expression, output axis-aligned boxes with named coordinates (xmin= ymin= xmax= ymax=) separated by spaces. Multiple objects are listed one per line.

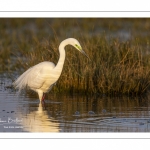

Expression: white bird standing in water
xmin=13 ymin=38 xmax=89 ymax=104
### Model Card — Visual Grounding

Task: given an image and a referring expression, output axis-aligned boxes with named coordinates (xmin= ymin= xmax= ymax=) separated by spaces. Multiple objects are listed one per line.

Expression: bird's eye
xmin=75 ymin=44 xmax=79 ymax=48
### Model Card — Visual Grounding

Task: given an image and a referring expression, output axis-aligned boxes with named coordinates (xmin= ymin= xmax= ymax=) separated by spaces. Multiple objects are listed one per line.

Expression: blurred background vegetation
xmin=1 ymin=18 xmax=150 ymax=96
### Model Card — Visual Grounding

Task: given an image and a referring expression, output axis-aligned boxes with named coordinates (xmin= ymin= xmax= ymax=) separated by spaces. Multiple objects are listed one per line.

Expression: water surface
xmin=0 ymin=75 xmax=150 ymax=132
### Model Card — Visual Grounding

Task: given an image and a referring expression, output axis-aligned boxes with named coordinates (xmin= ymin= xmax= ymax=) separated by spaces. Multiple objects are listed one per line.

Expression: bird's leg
xmin=41 ymin=93 xmax=46 ymax=109
xmin=42 ymin=93 xmax=45 ymax=101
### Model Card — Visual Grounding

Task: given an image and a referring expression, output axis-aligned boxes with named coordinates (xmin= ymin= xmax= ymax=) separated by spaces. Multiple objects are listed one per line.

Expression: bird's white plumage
xmin=13 ymin=38 xmax=89 ymax=101
xmin=13 ymin=61 xmax=55 ymax=93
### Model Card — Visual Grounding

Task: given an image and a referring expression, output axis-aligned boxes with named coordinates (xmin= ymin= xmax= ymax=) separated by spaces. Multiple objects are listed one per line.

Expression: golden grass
xmin=12 ymin=35 xmax=150 ymax=96
xmin=1 ymin=18 xmax=150 ymax=96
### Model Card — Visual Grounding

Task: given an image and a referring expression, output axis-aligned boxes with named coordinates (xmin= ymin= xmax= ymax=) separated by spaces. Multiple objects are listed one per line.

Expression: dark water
xmin=0 ymin=75 xmax=150 ymax=132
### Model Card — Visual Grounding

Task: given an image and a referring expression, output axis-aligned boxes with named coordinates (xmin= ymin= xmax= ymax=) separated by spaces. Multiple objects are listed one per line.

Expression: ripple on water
xmin=1 ymin=76 xmax=150 ymax=132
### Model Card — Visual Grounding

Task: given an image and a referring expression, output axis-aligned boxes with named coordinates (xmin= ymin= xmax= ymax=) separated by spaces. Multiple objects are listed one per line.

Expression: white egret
xmin=13 ymin=38 xmax=89 ymax=103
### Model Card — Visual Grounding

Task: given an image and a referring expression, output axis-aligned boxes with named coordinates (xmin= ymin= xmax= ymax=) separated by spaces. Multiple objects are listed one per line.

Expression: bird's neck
xmin=53 ymin=40 xmax=67 ymax=79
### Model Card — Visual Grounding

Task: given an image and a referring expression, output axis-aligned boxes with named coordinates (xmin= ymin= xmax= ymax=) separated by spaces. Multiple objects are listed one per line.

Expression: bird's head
xmin=70 ymin=38 xmax=90 ymax=59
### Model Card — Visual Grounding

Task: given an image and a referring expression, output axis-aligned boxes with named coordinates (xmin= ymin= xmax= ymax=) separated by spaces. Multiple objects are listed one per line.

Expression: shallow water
xmin=0 ymin=75 xmax=150 ymax=132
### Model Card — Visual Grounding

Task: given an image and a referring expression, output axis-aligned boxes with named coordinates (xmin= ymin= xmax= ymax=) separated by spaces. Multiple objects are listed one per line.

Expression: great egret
xmin=13 ymin=38 xmax=89 ymax=103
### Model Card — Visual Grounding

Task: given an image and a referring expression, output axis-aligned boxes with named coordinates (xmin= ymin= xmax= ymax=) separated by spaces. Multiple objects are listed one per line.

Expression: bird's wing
xmin=13 ymin=61 xmax=55 ymax=92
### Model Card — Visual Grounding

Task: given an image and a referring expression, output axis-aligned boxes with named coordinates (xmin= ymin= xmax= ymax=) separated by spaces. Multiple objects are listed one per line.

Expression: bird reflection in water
xmin=21 ymin=102 xmax=60 ymax=132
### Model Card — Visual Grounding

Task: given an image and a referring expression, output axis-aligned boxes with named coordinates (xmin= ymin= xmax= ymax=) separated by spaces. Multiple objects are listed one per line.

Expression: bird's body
xmin=13 ymin=38 xmax=89 ymax=102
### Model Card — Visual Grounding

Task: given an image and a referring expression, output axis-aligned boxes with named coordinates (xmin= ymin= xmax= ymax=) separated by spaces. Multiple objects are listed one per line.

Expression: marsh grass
xmin=12 ymin=34 xmax=150 ymax=96
xmin=1 ymin=18 xmax=150 ymax=96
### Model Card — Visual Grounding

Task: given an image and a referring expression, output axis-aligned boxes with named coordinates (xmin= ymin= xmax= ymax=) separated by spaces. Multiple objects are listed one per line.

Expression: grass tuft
xmin=12 ymin=35 xmax=150 ymax=96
